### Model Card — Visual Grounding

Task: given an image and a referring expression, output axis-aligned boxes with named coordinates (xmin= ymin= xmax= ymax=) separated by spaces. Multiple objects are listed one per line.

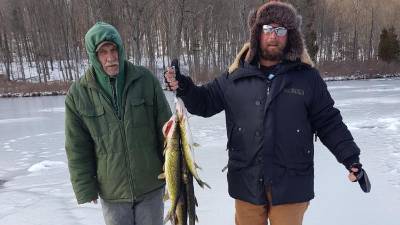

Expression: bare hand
xmin=164 ymin=67 xmax=179 ymax=91
xmin=348 ymin=167 xmax=359 ymax=182
xmin=92 ymin=198 xmax=98 ymax=204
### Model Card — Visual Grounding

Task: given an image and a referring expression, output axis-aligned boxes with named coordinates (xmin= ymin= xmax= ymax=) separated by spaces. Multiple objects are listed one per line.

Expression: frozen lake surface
xmin=0 ymin=78 xmax=399 ymax=225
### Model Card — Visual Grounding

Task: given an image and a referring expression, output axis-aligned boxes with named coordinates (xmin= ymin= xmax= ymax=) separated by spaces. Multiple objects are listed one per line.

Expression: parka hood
xmin=84 ymin=22 xmax=125 ymax=112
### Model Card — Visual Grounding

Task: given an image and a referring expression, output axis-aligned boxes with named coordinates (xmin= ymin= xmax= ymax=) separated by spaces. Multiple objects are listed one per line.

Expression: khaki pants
xmin=235 ymin=191 xmax=309 ymax=225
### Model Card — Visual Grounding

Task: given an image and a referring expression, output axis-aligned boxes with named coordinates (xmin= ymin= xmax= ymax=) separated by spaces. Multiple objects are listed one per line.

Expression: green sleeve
xmin=153 ymin=75 xmax=172 ymax=158
xmin=65 ymin=90 xmax=99 ymax=204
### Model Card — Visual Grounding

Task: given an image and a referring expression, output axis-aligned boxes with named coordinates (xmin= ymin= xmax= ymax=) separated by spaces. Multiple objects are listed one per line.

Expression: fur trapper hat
xmin=245 ymin=0 xmax=306 ymax=63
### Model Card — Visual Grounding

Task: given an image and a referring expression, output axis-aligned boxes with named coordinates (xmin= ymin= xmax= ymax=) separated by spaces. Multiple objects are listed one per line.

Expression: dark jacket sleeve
xmin=65 ymin=87 xmax=99 ymax=204
xmin=309 ymin=71 xmax=360 ymax=166
xmin=176 ymin=72 xmax=226 ymax=117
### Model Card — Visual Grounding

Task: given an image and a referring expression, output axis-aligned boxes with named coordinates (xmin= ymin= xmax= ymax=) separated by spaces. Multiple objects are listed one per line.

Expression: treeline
xmin=0 ymin=0 xmax=399 ymax=83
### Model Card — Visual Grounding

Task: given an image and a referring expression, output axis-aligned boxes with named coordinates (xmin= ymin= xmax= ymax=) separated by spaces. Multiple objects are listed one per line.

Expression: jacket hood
xmin=229 ymin=42 xmax=314 ymax=74
xmin=84 ymin=22 xmax=125 ymax=110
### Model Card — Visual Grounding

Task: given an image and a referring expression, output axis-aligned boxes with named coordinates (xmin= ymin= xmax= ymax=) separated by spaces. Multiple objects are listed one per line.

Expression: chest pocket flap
xmin=128 ymin=98 xmax=153 ymax=127
xmin=80 ymin=105 xmax=105 ymax=117
xmin=79 ymin=105 xmax=109 ymax=138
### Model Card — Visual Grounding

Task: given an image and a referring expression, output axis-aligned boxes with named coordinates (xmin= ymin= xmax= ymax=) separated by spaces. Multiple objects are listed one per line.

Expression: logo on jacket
xmin=284 ymin=88 xmax=304 ymax=96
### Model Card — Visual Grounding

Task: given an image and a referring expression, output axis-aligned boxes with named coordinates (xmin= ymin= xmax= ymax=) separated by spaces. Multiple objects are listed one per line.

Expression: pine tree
xmin=378 ymin=26 xmax=400 ymax=63
xmin=388 ymin=27 xmax=400 ymax=61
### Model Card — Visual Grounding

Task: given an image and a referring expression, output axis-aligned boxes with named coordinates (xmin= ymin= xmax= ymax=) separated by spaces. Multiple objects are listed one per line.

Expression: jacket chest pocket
xmin=227 ymin=124 xmax=247 ymax=167
xmin=80 ymin=106 xmax=110 ymax=138
xmin=128 ymin=98 xmax=153 ymax=127
xmin=293 ymin=126 xmax=314 ymax=162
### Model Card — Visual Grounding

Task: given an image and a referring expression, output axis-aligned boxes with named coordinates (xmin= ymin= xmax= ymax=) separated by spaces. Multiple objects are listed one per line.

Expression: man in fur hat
xmin=165 ymin=1 xmax=369 ymax=225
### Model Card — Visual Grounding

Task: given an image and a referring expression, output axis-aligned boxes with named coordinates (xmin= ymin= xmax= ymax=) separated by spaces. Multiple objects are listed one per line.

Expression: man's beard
xmin=259 ymin=47 xmax=284 ymax=61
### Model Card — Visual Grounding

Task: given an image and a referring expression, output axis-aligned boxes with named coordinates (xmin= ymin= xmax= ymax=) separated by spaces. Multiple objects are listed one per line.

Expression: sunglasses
xmin=262 ymin=25 xmax=288 ymax=37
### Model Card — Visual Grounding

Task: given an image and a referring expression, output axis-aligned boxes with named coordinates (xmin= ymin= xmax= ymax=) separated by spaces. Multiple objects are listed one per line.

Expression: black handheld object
xmin=357 ymin=169 xmax=371 ymax=193
xmin=171 ymin=58 xmax=181 ymax=76
xmin=350 ymin=163 xmax=371 ymax=193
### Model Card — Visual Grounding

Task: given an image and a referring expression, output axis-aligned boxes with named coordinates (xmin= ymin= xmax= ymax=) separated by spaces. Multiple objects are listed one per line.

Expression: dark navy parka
xmin=177 ymin=59 xmax=360 ymax=205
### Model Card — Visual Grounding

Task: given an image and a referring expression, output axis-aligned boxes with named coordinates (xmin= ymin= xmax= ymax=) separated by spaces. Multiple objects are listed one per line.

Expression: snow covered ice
xmin=1 ymin=79 xmax=400 ymax=225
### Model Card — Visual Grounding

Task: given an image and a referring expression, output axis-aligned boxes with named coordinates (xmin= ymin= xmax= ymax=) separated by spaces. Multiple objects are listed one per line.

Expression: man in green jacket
xmin=65 ymin=22 xmax=172 ymax=225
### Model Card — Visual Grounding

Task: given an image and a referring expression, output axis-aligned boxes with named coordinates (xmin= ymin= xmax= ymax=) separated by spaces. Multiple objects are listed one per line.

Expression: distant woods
xmin=0 ymin=0 xmax=399 ymax=83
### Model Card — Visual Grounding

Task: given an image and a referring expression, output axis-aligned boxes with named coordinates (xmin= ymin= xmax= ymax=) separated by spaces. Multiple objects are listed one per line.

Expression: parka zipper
xmin=119 ymin=121 xmax=137 ymax=203
xmin=95 ymin=85 xmax=136 ymax=204
xmin=119 ymin=80 xmax=137 ymax=205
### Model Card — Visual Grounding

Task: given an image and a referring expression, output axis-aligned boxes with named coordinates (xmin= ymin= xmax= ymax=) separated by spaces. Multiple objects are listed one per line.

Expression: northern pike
xmin=160 ymin=59 xmax=208 ymax=225
xmin=176 ymin=98 xmax=210 ymax=189
xmin=161 ymin=116 xmax=182 ymax=224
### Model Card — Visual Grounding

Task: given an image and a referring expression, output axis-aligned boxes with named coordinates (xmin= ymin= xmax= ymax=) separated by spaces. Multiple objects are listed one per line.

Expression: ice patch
xmin=28 ymin=161 xmax=67 ymax=172
xmin=0 ymin=117 xmax=45 ymax=124
xmin=378 ymin=118 xmax=400 ymax=130
xmin=38 ymin=107 xmax=65 ymax=113
xmin=17 ymin=136 xmax=31 ymax=140
xmin=348 ymin=117 xmax=400 ymax=131
xmin=0 ymin=179 xmax=7 ymax=187
xmin=336 ymin=97 xmax=400 ymax=107
xmin=327 ymin=85 xmax=356 ymax=90
xmin=352 ymin=87 xmax=400 ymax=93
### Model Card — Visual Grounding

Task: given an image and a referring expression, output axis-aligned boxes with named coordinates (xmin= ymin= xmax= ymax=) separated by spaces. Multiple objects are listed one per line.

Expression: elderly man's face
xmin=259 ymin=23 xmax=288 ymax=61
xmin=97 ymin=43 xmax=119 ymax=76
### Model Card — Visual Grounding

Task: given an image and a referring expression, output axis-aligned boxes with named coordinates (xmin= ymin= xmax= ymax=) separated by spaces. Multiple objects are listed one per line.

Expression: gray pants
xmin=100 ymin=188 xmax=164 ymax=225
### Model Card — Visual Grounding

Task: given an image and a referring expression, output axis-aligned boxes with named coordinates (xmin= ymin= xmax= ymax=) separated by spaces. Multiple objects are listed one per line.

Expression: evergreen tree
xmin=378 ymin=26 xmax=400 ymax=63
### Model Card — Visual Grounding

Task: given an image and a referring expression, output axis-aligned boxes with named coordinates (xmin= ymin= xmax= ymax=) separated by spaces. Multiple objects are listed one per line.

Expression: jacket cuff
xmin=77 ymin=191 xmax=98 ymax=204
xmin=342 ymin=154 xmax=360 ymax=170
xmin=176 ymin=74 xmax=193 ymax=97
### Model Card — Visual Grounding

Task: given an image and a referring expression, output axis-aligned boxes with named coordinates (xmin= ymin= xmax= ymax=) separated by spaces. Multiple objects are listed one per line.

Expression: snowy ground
xmin=1 ymin=78 xmax=400 ymax=225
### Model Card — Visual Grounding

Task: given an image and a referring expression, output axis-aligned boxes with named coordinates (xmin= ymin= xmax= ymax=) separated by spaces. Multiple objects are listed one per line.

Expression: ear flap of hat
xmin=248 ymin=9 xmax=257 ymax=29
xmin=285 ymin=29 xmax=304 ymax=61
xmin=245 ymin=25 xmax=261 ymax=64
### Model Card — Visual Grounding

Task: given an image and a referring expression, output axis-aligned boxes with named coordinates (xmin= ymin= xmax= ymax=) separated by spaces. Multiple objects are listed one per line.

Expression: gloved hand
xmin=164 ymin=59 xmax=184 ymax=92
xmin=348 ymin=163 xmax=371 ymax=193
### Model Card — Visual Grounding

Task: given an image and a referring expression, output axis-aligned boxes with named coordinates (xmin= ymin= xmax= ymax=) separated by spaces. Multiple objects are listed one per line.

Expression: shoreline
xmin=1 ymin=74 xmax=399 ymax=98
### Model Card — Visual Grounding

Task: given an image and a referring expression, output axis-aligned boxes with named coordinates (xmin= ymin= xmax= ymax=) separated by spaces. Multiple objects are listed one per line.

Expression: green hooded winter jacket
xmin=65 ymin=22 xmax=172 ymax=204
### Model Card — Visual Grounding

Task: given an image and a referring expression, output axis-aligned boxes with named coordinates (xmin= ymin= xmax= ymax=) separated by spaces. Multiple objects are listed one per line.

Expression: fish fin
xmin=163 ymin=211 xmax=177 ymax=224
xmin=162 ymin=142 xmax=167 ymax=155
xmin=158 ymin=173 xmax=165 ymax=179
xmin=196 ymin=179 xmax=211 ymax=189
xmin=194 ymin=197 xmax=198 ymax=207
xmin=163 ymin=212 xmax=171 ymax=224
xmin=221 ymin=164 xmax=228 ymax=172
xmin=194 ymin=162 xmax=202 ymax=170
xmin=195 ymin=214 xmax=199 ymax=222
xmin=163 ymin=190 xmax=169 ymax=201
xmin=193 ymin=142 xmax=200 ymax=147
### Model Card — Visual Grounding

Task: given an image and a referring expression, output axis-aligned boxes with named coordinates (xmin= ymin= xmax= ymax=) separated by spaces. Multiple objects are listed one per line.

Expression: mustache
xmin=266 ymin=42 xmax=280 ymax=46
xmin=105 ymin=62 xmax=119 ymax=67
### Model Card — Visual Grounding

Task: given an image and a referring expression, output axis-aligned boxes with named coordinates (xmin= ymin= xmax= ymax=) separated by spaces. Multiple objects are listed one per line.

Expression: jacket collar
xmin=229 ymin=59 xmax=307 ymax=82
xmin=81 ymin=61 xmax=143 ymax=92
